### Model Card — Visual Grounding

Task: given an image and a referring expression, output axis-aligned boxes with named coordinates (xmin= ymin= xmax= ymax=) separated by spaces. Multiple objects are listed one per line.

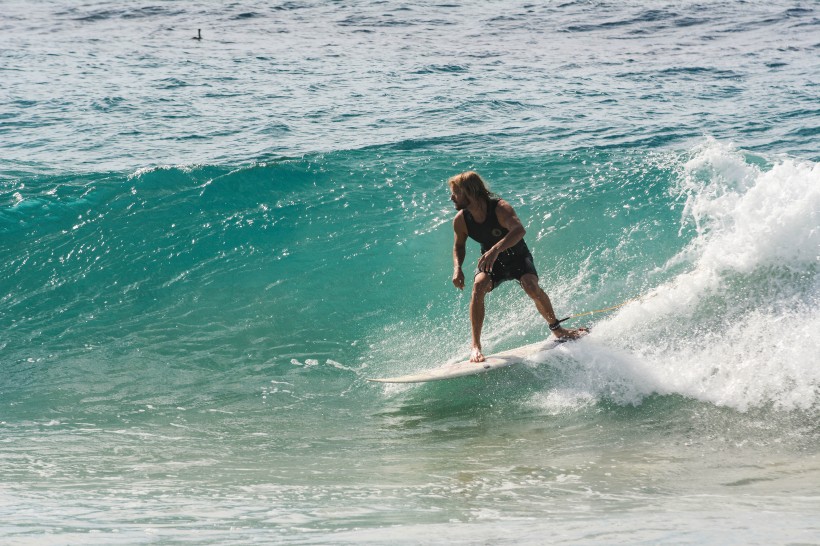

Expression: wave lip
xmin=592 ymin=140 xmax=820 ymax=413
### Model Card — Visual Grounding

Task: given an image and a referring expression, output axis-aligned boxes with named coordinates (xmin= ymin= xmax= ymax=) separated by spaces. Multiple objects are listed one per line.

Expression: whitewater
xmin=1 ymin=1 xmax=818 ymax=544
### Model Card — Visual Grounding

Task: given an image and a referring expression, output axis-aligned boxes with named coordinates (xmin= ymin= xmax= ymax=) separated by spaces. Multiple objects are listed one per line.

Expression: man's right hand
xmin=452 ymin=268 xmax=465 ymax=290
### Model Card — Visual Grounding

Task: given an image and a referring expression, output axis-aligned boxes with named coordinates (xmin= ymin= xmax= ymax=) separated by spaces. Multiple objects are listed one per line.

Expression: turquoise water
xmin=2 ymin=1 xmax=819 ymax=544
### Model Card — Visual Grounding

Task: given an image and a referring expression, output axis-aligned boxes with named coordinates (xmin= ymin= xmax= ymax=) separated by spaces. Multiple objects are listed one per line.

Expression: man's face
xmin=450 ymin=186 xmax=469 ymax=210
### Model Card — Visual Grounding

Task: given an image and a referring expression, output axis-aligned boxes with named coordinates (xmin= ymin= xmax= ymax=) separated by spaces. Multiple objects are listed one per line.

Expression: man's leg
xmin=519 ymin=273 xmax=586 ymax=339
xmin=470 ymin=272 xmax=493 ymax=362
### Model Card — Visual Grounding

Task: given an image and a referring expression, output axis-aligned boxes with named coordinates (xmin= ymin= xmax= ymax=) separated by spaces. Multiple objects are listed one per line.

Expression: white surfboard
xmin=367 ymin=336 xmax=580 ymax=384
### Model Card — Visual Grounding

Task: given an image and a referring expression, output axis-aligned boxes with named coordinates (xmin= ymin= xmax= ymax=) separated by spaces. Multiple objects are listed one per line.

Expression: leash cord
xmin=555 ymin=295 xmax=644 ymax=326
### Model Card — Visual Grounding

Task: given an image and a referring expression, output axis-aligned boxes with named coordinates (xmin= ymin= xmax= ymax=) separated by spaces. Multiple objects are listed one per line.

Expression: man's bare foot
xmin=470 ymin=347 xmax=485 ymax=363
xmin=552 ymin=326 xmax=589 ymax=340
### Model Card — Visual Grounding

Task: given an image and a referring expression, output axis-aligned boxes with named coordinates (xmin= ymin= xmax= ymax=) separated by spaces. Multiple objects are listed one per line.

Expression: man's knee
xmin=519 ymin=274 xmax=541 ymax=295
xmin=472 ymin=275 xmax=493 ymax=297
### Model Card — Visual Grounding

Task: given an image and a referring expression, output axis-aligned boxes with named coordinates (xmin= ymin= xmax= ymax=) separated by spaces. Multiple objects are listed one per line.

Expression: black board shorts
xmin=475 ymin=251 xmax=538 ymax=289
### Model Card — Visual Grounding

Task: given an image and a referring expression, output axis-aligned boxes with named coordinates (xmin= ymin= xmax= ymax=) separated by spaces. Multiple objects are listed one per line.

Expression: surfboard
xmin=367 ymin=336 xmax=581 ymax=384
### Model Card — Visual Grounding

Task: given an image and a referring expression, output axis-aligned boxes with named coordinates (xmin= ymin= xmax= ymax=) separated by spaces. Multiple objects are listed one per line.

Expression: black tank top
xmin=464 ymin=198 xmax=530 ymax=256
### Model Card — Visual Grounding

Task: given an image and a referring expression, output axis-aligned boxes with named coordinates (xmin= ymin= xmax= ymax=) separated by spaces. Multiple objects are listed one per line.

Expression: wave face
xmin=6 ymin=142 xmax=816 ymax=413
xmin=1 ymin=0 xmax=818 ymax=543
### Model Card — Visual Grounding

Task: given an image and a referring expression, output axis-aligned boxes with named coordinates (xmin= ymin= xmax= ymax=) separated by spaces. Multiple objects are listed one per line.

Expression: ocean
xmin=1 ymin=1 xmax=818 ymax=544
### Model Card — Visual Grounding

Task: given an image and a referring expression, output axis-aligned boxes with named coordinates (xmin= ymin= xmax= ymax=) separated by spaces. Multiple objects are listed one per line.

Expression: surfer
xmin=449 ymin=171 xmax=587 ymax=362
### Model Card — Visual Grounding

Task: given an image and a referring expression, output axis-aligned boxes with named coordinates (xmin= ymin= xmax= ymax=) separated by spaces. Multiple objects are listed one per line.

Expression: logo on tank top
xmin=491 ymin=228 xmax=503 ymax=237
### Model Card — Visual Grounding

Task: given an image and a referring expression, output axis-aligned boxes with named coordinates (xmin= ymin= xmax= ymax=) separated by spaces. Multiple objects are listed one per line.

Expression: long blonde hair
xmin=447 ymin=171 xmax=493 ymax=203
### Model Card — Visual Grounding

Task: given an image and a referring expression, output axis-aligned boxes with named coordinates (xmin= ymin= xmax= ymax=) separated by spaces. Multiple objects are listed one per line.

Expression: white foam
xmin=678 ymin=138 xmax=819 ymax=275
xmin=540 ymin=140 xmax=820 ymax=413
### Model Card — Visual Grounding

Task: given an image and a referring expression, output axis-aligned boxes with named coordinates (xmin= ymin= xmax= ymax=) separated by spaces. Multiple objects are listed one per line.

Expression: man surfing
xmin=449 ymin=171 xmax=587 ymax=363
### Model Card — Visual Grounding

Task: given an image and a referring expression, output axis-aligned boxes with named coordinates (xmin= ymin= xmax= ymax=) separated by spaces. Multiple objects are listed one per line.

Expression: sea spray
xmin=589 ymin=141 xmax=820 ymax=412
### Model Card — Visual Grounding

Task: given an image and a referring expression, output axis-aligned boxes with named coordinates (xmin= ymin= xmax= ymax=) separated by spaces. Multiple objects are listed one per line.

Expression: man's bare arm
xmin=452 ymin=212 xmax=468 ymax=290
xmin=492 ymin=199 xmax=526 ymax=250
